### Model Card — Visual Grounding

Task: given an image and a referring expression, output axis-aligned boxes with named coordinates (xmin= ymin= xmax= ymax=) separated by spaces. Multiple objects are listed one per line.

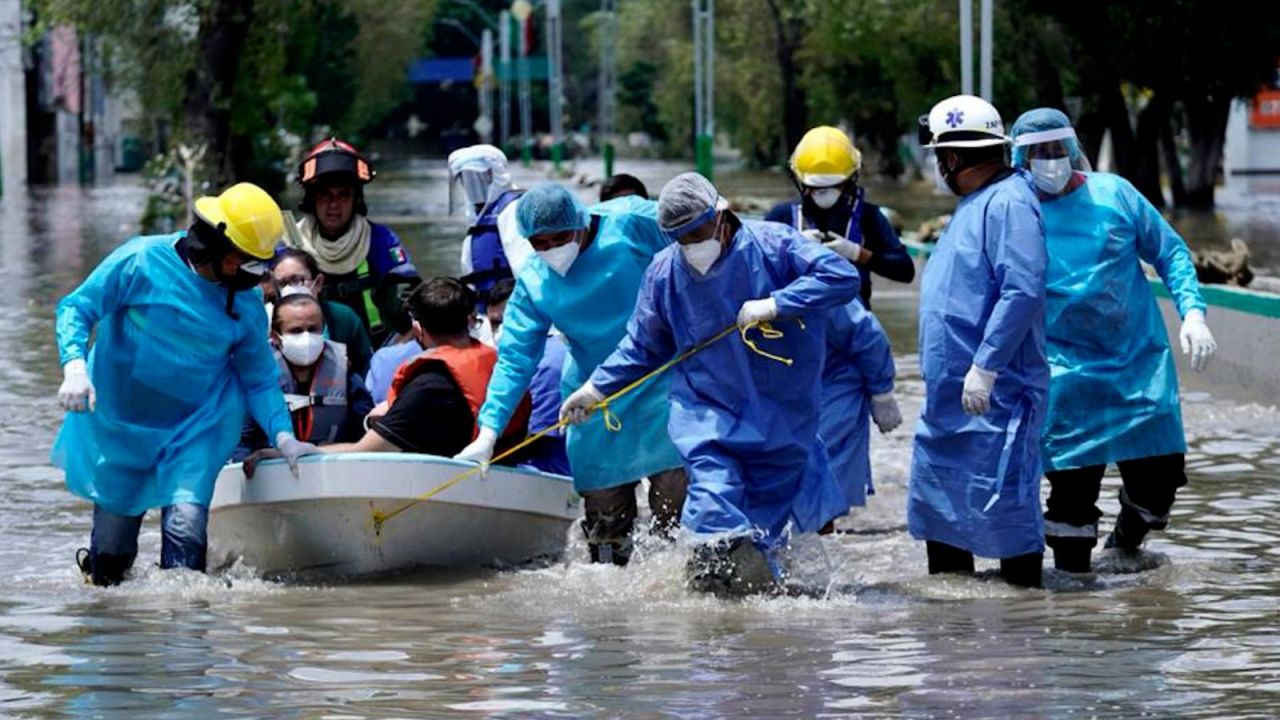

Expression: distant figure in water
xmin=52 ymin=183 xmax=318 ymax=586
xmin=1010 ymin=108 xmax=1216 ymax=574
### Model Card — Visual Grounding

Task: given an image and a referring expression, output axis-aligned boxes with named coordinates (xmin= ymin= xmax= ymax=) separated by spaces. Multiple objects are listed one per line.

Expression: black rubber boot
xmin=75 ymin=548 xmax=92 ymax=584
xmin=588 ymin=540 xmax=632 ymax=567
xmin=1000 ymin=552 xmax=1043 ymax=588
xmin=83 ymin=551 xmax=135 ymax=587
xmin=926 ymin=541 xmax=975 ymax=575
xmin=1108 ymin=508 xmax=1149 ymax=551
xmin=687 ymin=537 xmax=777 ymax=598
xmin=1050 ymin=538 xmax=1094 ymax=573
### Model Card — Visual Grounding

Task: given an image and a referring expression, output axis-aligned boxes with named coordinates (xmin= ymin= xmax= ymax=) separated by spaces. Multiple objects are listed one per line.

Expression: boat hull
xmin=208 ymin=453 xmax=581 ymax=578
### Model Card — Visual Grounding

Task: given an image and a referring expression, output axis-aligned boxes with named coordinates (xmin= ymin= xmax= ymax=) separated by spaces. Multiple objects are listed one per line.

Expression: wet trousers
xmin=1043 ymin=453 xmax=1187 ymax=572
xmin=581 ymin=467 xmax=688 ymax=566
xmin=926 ymin=541 xmax=1044 ymax=588
xmin=84 ymin=503 xmax=209 ymax=586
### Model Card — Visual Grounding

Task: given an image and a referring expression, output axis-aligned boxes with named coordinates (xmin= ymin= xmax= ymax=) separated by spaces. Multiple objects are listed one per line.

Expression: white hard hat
xmin=925 ymin=95 xmax=1009 ymax=149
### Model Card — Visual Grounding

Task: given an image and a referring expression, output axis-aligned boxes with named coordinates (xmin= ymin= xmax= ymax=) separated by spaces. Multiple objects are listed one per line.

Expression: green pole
xmin=603 ymin=142 xmax=615 ymax=178
xmin=695 ymin=134 xmax=713 ymax=181
xmin=551 ymin=142 xmax=563 ymax=173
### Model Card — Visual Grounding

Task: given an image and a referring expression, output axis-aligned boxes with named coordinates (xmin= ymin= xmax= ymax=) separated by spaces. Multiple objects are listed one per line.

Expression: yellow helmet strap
xmin=185 ymin=217 xmax=267 ymax=309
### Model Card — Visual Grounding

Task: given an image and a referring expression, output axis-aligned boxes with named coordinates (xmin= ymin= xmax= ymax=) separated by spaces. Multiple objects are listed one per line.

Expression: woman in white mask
xmin=1009 ymin=107 xmax=1215 ymax=575
xmin=234 ymin=294 xmax=374 ymax=461
xmin=454 ymin=183 xmax=689 ymax=568
xmin=764 ymin=126 xmax=916 ymax=309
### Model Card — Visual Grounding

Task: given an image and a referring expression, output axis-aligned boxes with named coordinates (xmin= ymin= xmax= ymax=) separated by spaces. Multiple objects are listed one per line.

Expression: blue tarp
xmin=408 ymin=58 xmax=476 ymax=84
xmin=406 ymin=56 xmax=551 ymax=85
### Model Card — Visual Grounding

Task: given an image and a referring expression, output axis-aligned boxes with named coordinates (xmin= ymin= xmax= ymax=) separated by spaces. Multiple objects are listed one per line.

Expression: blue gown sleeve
xmin=767 ymin=227 xmax=861 ymax=315
xmin=865 ymin=210 xmax=916 ymax=284
xmin=851 ymin=313 xmax=895 ymax=395
xmin=1121 ymin=177 xmax=1206 ymax=318
xmin=477 ymin=280 xmax=551 ymax=433
xmin=972 ymin=191 xmax=1047 ymax=373
xmin=232 ymin=304 xmax=293 ymax=441
xmin=763 ymin=201 xmax=795 ymax=225
xmin=55 ymin=240 xmax=142 ymax=364
xmin=619 ymin=200 xmax=673 ymax=259
xmin=827 ymin=304 xmax=896 ymax=395
xmin=590 ymin=266 xmax=677 ymax=397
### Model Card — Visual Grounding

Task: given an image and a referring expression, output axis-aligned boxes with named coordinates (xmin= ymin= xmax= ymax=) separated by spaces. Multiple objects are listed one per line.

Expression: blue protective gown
xmin=52 ymin=234 xmax=293 ymax=517
xmin=822 ymin=301 xmax=895 ymax=508
xmin=908 ymin=170 xmax=1050 ymax=559
xmin=477 ymin=195 xmax=683 ymax=492
xmin=589 ymin=220 xmax=859 ymax=545
xmin=1040 ymin=173 xmax=1205 ymax=471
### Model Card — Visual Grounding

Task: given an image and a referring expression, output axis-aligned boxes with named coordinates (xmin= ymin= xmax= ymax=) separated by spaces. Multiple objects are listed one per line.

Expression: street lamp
xmin=692 ymin=0 xmax=714 ymax=179
xmin=598 ymin=0 xmax=617 ymax=178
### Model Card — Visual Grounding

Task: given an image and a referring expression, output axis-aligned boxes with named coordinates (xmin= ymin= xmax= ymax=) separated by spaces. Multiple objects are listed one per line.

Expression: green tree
xmin=1032 ymin=0 xmax=1280 ymax=209
xmin=33 ymin=0 xmax=435 ymax=189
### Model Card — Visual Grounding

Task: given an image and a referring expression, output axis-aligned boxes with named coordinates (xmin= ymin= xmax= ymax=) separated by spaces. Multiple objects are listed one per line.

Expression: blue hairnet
xmin=516 ymin=183 xmax=589 ymax=237
xmin=1010 ymin=108 xmax=1085 ymax=168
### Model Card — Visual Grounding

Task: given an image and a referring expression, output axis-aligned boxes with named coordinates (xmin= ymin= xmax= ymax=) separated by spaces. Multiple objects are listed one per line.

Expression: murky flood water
xmin=0 ymin=160 xmax=1277 ymax=718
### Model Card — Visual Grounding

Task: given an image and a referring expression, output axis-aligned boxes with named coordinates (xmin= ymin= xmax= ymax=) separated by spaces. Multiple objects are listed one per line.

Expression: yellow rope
xmin=367 ymin=319 xmax=800 ymax=537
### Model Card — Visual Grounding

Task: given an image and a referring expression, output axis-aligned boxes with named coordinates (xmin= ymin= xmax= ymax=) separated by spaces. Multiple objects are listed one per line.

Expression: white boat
xmin=208 ymin=453 xmax=581 ymax=578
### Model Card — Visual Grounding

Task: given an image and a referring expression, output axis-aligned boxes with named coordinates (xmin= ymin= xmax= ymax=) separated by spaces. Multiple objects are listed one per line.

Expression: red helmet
xmin=297 ymin=138 xmax=375 ymax=186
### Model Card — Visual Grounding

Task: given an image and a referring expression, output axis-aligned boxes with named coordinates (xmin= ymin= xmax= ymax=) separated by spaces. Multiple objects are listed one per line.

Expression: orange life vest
xmin=386 ymin=340 xmax=530 ymax=443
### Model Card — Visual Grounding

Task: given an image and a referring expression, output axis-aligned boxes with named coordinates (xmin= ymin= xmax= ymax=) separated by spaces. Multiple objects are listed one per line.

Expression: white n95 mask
xmin=538 ymin=241 xmax=580 ymax=276
xmin=681 ymin=239 xmax=721 ymax=275
xmin=1030 ymin=157 xmax=1073 ymax=195
xmin=809 ymin=188 xmax=842 ymax=209
xmin=280 ymin=331 xmax=325 ymax=366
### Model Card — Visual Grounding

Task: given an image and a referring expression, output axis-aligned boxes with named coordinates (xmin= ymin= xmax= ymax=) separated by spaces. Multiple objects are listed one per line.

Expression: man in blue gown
xmin=909 ymin=95 xmax=1049 ymax=588
xmin=1010 ymin=108 xmax=1216 ymax=572
xmin=53 ymin=183 xmax=317 ymax=586
xmin=454 ymin=184 xmax=687 ymax=566
xmin=562 ymin=172 xmax=860 ymax=595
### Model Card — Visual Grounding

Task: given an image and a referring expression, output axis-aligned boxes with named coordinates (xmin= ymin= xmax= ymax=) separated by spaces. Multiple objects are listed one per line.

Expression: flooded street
xmin=0 ymin=160 xmax=1278 ymax=718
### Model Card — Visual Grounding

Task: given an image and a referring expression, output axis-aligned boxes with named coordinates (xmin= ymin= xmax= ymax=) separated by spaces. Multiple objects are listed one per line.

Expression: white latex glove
xmin=560 ymin=381 xmax=605 ymax=426
xmin=961 ymin=365 xmax=997 ymax=416
xmin=58 ymin=359 xmax=96 ymax=412
xmin=823 ymin=237 xmax=863 ymax=262
xmin=454 ymin=426 xmax=498 ymax=465
xmin=800 ymin=229 xmax=829 ymax=243
xmin=870 ymin=392 xmax=902 ymax=433
xmin=1179 ymin=309 xmax=1216 ymax=372
xmin=275 ymin=432 xmax=319 ymax=479
xmin=737 ymin=297 xmax=779 ymax=328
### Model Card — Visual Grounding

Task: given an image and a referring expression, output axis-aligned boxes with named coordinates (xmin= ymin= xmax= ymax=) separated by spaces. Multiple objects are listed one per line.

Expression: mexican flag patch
xmin=389 ymin=247 xmax=408 ymax=264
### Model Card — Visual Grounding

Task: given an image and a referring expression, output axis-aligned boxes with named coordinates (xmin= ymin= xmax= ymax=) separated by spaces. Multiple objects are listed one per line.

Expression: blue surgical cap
xmin=516 ymin=183 xmax=589 ymax=237
xmin=1010 ymin=107 xmax=1084 ymax=168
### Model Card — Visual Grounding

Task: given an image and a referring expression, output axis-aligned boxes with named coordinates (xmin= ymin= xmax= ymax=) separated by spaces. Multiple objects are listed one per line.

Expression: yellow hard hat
xmin=790 ymin=126 xmax=861 ymax=187
xmin=193 ymin=182 xmax=284 ymax=260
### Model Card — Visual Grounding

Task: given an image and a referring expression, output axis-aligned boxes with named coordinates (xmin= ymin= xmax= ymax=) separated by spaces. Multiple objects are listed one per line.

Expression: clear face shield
xmin=449 ymin=166 xmax=495 ymax=218
xmin=1012 ymin=126 xmax=1092 ymax=195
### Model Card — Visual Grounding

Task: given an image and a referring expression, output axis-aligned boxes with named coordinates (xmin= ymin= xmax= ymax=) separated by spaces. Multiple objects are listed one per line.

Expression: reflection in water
xmin=0 ymin=166 xmax=1277 ymax=718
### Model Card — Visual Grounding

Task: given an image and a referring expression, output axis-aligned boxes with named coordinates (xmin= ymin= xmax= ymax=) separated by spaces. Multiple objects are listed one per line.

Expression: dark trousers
xmin=926 ymin=541 xmax=1043 ymax=588
xmin=85 ymin=503 xmax=209 ymax=586
xmin=1043 ymin=453 xmax=1188 ymax=571
xmin=580 ymin=467 xmax=688 ymax=565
